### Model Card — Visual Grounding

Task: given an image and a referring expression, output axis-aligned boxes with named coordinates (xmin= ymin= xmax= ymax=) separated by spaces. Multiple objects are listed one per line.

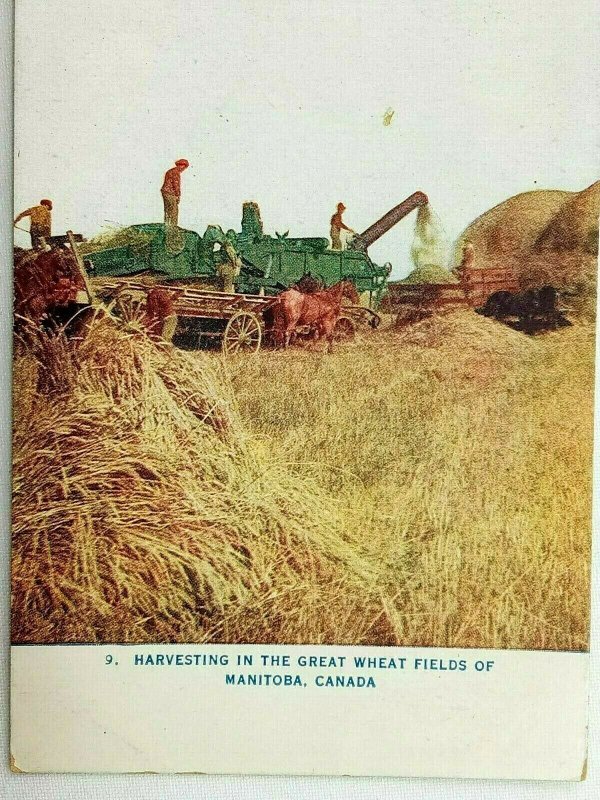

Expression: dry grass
xmin=12 ymin=308 xmax=594 ymax=650
xmin=228 ymin=312 xmax=594 ymax=650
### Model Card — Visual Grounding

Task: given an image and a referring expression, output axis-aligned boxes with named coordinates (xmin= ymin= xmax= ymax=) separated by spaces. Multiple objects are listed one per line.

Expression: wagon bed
xmin=384 ymin=266 xmax=519 ymax=313
xmin=91 ymin=277 xmax=278 ymax=354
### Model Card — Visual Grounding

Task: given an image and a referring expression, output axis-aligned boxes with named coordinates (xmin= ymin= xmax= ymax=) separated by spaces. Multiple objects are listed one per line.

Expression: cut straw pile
xmin=394 ymin=309 xmax=534 ymax=354
xmin=12 ymin=318 xmax=384 ymax=644
xmin=399 ymin=264 xmax=458 ymax=284
xmin=78 ymin=226 xmax=154 ymax=256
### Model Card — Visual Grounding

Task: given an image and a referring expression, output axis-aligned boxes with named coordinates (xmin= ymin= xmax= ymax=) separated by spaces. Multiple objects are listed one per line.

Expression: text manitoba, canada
xmin=225 ymin=673 xmax=377 ymax=688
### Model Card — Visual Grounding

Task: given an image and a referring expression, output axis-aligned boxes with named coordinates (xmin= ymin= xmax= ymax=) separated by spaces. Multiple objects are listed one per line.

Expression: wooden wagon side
xmin=172 ymin=286 xmax=278 ymax=353
xmin=458 ymin=266 xmax=519 ymax=308
xmin=91 ymin=277 xmax=278 ymax=354
xmin=385 ymin=266 xmax=519 ymax=315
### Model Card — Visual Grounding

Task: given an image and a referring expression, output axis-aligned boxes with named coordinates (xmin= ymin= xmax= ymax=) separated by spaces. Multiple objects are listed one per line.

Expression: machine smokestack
xmin=241 ymin=202 xmax=263 ymax=241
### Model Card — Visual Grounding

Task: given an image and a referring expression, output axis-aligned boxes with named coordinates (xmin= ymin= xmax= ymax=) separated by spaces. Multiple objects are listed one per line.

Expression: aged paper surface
xmin=10 ymin=0 xmax=597 ymax=779
xmin=10 ymin=646 xmax=590 ymax=779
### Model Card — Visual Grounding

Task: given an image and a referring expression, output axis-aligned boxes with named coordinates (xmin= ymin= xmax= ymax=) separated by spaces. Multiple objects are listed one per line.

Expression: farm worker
xmin=460 ymin=240 xmax=474 ymax=270
xmin=218 ymin=240 xmax=242 ymax=293
xmin=14 ymin=199 xmax=53 ymax=249
xmin=161 ymin=158 xmax=189 ymax=251
xmin=330 ymin=203 xmax=355 ymax=250
xmin=455 ymin=240 xmax=475 ymax=283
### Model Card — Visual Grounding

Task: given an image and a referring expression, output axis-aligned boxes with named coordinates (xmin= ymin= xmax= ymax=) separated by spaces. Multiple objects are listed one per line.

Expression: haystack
xmin=12 ymin=319 xmax=381 ymax=643
xmin=453 ymin=182 xmax=599 ymax=303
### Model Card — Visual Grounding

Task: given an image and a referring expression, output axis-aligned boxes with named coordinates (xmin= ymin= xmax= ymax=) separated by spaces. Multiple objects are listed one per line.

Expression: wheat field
xmin=11 ymin=310 xmax=594 ymax=650
xmin=227 ymin=313 xmax=594 ymax=650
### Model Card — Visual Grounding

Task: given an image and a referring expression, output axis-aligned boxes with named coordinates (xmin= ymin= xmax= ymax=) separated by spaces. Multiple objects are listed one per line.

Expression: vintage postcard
xmin=10 ymin=0 xmax=598 ymax=780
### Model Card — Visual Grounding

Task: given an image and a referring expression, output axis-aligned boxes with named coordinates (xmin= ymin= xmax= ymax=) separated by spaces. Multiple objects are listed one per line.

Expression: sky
xmin=13 ymin=0 xmax=599 ymax=278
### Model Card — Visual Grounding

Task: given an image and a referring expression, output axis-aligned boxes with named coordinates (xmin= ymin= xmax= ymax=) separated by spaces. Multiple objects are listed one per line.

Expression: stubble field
xmin=226 ymin=313 xmax=594 ymax=650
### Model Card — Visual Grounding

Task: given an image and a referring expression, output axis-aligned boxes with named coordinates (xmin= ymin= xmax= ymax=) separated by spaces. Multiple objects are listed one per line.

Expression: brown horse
xmin=273 ymin=279 xmax=359 ymax=351
xmin=14 ymin=246 xmax=89 ymax=332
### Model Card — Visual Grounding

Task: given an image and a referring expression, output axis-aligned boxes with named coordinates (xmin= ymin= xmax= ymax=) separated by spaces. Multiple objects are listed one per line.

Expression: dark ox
xmin=273 ymin=279 xmax=359 ymax=351
xmin=476 ymin=286 xmax=571 ymax=333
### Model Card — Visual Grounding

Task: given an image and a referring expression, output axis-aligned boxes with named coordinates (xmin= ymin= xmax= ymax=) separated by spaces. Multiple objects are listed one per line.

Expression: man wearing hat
xmin=14 ymin=198 xmax=53 ymax=249
xmin=330 ymin=202 xmax=355 ymax=250
xmin=161 ymin=159 xmax=189 ymax=250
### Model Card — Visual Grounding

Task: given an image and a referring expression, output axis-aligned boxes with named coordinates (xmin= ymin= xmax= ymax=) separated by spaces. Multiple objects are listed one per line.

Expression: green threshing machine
xmin=83 ymin=192 xmax=428 ymax=309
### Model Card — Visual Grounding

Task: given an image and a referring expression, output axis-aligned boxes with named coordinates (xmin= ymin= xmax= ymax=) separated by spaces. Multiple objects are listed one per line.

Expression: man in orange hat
xmin=161 ymin=159 xmax=189 ymax=251
xmin=14 ymin=198 xmax=53 ymax=249
xmin=161 ymin=158 xmax=189 ymax=226
xmin=330 ymin=202 xmax=354 ymax=250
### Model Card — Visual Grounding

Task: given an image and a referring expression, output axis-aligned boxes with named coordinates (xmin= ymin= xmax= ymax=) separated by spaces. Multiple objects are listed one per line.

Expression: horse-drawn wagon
xmin=92 ymin=276 xmax=375 ymax=353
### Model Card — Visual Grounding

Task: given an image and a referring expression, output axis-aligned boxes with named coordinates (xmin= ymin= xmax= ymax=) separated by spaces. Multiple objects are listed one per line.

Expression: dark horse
xmin=476 ymin=286 xmax=571 ymax=334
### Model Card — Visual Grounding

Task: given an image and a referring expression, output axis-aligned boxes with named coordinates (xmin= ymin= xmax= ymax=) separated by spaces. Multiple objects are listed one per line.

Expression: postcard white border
xmin=10 ymin=644 xmax=589 ymax=780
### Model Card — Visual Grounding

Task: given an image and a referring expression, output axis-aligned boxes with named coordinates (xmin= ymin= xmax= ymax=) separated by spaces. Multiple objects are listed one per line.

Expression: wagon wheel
xmin=333 ymin=315 xmax=356 ymax=341
xmin=222 ymin=311 xmax=262 ymax=354
xmin=113 ymin=291 xmax=147 ymax=331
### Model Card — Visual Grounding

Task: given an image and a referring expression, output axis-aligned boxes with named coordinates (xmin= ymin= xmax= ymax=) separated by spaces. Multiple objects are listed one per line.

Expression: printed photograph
xmin=11 ymin=2 xmax=597 ymax=651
